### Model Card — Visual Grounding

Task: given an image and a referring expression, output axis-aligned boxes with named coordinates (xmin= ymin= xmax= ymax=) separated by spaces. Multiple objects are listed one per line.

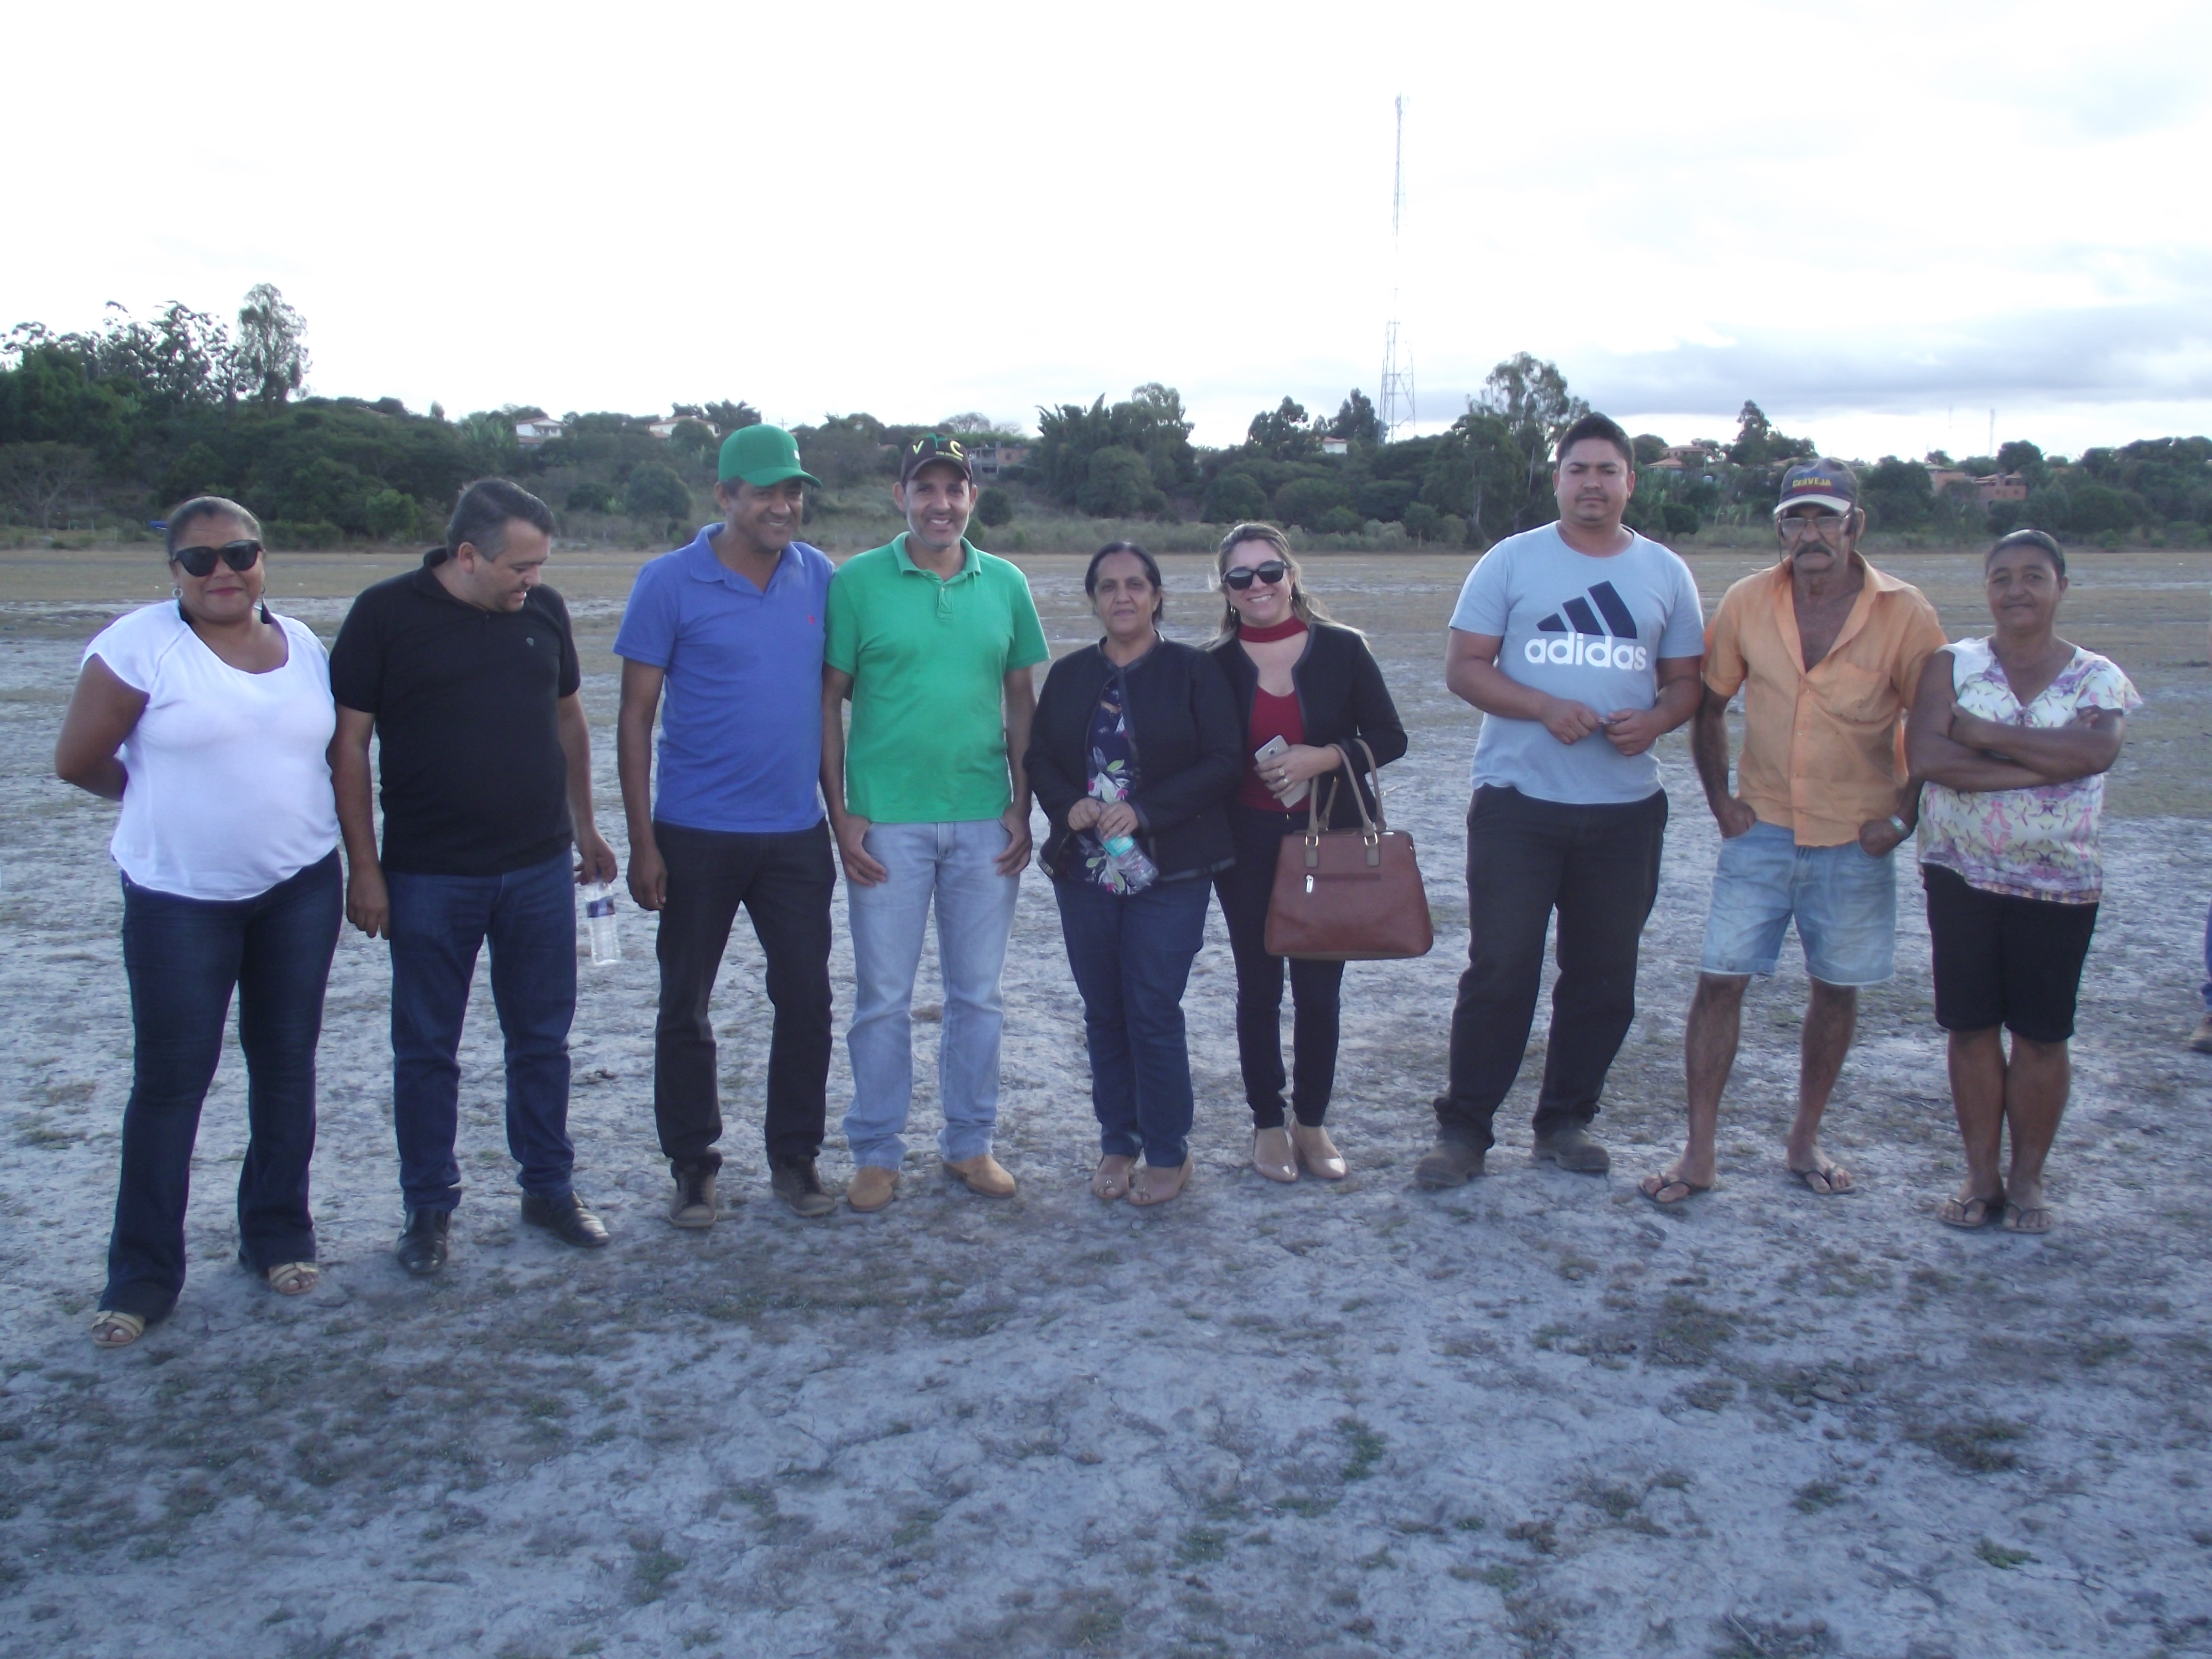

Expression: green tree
xmin=703 ymin=400 xmax=760 ymax=433
xmin=1318 ymin=506 xmax=1363 ymax=534
xmin=365 ymin=487 xmax=418 ymax=540
xmin=1247 ymin=397 xmax=1319 ymax=461
xmin=1357 ymin=478 xmax=1416 ymax=522
xmin=1077 ymin=445 xmax=1157 ymax=517
xmin=1727 ymin=401 xmax=1814 ymax=469
xmin=1203 ymin=471 xmax=1269 ymax=523
xmin=1273 ymin=475 xmax=1352 ymax=527
xmin=235 ymin=284 xmax=310 ymax=403
xmin=1996 ymin=439 xmax=2047 ymax=483
xmin=623 ymin=462 xmax=692 ymax=522
xmin=0 ymin=442 xmax=95 ymax=528
xmin=1331 ymin=389 xmax=1381 ymax=446
xmin=566 ymin=480 xmax=616 ymax=513
xmin=2066 ymin=482 xmax=2136 ymax=535
xmin=1033 ymin=386 xmax=1195 ymax=507
xmin=974 ymin=485 xmax=1015 ymax=527
xmin=1632 ymin=433 xmax=1669 ymax=466
xmin=1861 ymin=457 xmax=1933 ymax=530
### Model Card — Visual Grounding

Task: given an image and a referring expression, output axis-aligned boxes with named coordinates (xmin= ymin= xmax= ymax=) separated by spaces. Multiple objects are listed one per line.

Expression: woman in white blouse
xmin=1906 ymin=528 xmax=2139 ymax=1235
xmin=56 ymin=499 xmax=344 ymax=1346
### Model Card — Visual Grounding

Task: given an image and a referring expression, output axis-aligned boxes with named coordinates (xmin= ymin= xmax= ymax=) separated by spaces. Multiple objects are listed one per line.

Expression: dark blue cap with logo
xmin=900 ymin=433 xmax=974 ymax=486
xmin=1774 ymin=458 xmax=1859 ymax=517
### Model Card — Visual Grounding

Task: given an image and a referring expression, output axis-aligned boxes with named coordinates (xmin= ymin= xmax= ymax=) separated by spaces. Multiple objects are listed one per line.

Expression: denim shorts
xmin=1699 ymin=820 xmax=1897 ymax=986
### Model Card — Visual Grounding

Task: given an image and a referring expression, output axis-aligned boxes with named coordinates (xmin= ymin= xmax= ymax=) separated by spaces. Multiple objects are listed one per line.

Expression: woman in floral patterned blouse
xmin=1907 ymin=529 xmax=2140 ymax=1234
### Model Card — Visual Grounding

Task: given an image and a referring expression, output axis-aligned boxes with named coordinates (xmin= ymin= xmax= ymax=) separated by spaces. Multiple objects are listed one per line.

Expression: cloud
xmin=1571 ymin=301 xmax=2212 ymax=420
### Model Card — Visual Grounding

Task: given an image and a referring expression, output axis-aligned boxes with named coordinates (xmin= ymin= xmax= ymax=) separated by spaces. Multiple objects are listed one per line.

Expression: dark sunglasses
xmin=172 ymin=540 xmax=263 ymax=578
xmin=1222 ymin=561 xmax=1288 ymax=590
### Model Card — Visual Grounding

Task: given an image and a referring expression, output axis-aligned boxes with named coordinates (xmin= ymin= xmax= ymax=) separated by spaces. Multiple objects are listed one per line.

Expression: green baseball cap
xmin=718 ymin=423 xmax=821 ymax=487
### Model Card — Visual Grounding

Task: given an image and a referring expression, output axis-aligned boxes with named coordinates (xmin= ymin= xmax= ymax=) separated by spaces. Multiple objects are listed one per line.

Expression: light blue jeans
xmin=843 ymin=820 xmax=1022 ymax=1169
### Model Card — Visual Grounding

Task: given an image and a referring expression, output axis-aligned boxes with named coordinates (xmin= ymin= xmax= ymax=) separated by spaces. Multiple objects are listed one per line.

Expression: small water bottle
xmin=1099 ymin=833 xmax=1158 ymax=894
xmin=581 ymin=881 xmax=620 ymax=965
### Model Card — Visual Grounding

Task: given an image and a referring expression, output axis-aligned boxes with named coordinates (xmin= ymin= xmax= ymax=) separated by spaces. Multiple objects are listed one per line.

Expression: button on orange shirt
xmin=1703 ymin=555 xmax=1947 ymax=847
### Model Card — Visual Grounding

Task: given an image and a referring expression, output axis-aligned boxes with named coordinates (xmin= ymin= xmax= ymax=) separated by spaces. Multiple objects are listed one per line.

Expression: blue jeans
xmin=1053 ymin=874 xmax=1211 ymax=1168
xmin=105 ymin=851 xmax=341 ymax=1322
xmin=387 ymin=851 xmax=577 ymax=1213
xmin=843 ymin=821 xmax=1021 ymax=1169
xmin=1699 ymin=820 xmax=1898 ymax=986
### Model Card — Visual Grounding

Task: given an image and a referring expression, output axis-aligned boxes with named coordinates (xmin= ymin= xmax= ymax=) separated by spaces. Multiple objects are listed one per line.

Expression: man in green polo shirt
xmin=822 ymin=434 xmax=1048 ymax=1212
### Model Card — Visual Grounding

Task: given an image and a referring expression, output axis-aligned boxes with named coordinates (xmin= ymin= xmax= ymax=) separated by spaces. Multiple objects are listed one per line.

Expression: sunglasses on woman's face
xmin=1223 ymin=561 xmax=1288 ymax=591
xmin=172 ymin=540 xmax=263 ymax=578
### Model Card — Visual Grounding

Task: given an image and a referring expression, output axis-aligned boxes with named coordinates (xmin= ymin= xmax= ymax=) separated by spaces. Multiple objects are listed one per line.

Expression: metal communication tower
xmin=1378 ymin=95 xmax=1416 ymax=444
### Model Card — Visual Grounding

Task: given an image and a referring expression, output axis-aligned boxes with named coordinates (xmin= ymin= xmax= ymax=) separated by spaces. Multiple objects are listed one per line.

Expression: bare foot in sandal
xmin=265 ymin=1262 xmax=319 ymax=1296
xmin=89 ymin=1310 xmax=145 ymax=1347
xmin=2003 ymin=1176 xmax=2054 ymax=1234
xmin=1128 ymin=1157 xmax=1192 ymax=1208
xmin=1092 ymin=1155 xmax=1136 ymax=1201
xmin=1938 ymin=1181 xmax=2005 ymax=1229
xmin=1638 ymin=1161 xmax=1713 ymax=1206
xmin=1787 ymin=1148 xmax=1855 ymax=1195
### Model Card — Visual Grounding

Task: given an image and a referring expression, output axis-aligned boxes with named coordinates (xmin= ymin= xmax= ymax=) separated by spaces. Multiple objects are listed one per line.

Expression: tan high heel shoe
xmin=1292 ymin=1123 xmax=1347 ymax=1180
xmin=1252 ymin=1127 xmax=1298 ymax=1183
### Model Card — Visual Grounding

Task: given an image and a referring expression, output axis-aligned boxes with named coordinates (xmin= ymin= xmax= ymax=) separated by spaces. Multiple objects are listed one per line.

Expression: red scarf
xmin=1238 ymin=616 xmax=1307 ymax=643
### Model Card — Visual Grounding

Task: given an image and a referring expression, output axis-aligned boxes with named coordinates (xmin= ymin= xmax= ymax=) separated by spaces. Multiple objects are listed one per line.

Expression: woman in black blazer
xmin=1207 ymin=522 xmax=1407 ymax=1184
xmin=1027 ymin=544 xmax=1242 ymax=1208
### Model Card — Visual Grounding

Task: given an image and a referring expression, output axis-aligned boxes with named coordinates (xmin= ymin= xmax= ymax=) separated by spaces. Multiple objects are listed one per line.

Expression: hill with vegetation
xmin=3 ymin=289 xmax=2206 ymax=554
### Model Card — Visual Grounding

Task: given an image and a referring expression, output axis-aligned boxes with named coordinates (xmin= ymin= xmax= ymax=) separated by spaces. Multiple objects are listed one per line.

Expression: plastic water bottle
xmin=1099 ymin=833 xmax=1158 ymax=894
xmin=581 ymin=881 xmax=620 ymax=965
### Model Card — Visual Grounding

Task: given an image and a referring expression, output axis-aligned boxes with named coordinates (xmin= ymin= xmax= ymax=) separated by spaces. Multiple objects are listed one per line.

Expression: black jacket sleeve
xmin=1341 ymin=631 xmax=1408 ymax=769
xmin=1129 ymin=650 xmax=1243 ymax=835
xmin=1023 ymin=650 xmax=1093 ymax=834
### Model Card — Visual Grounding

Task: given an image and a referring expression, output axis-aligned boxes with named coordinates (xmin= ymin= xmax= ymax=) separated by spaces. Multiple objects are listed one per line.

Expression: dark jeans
xmin=104 ymin=852 xmax=341 ymax=1322
xmin=387 ymin=850 xmax=576 ymax=1214
xmin=1053 ymin=874 xmax=1211 ymax=1167
xmin=1214 ymin=802 xmax=1345 ymax=1128
xmin=652 ymin=820 xmax=835 ymax=1170
xmin=1435 ymin=785 xmax=1667 ymax=1152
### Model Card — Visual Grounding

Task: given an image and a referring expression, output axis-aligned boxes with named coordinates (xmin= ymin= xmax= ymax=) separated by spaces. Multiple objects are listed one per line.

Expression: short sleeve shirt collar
xmin=891 ymin=532 xmax=979 ymax=583
xmin=680 ymin=525 xmax=797 ymax=597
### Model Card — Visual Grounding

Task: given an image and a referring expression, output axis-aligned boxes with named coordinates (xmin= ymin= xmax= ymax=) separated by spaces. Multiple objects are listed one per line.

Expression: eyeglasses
xmin=1778 ymin=515 xmax=1848 ymax=542
xmin=1222 ymin=561 xmax=1288 ymax=590
xmin=172 ymin=540 xmax=263 ymax=577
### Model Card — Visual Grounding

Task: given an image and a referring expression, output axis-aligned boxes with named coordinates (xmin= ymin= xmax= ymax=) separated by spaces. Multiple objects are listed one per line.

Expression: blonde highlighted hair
xmin=1210 ymin=522 xmax=1340 ymax=644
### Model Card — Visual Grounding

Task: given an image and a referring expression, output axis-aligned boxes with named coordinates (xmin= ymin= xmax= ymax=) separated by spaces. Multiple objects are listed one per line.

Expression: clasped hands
xmin=1540 ymin=698 xmax=1665 ymax=757
xmin=1067 ymin=796 xmax=1139 ymax=840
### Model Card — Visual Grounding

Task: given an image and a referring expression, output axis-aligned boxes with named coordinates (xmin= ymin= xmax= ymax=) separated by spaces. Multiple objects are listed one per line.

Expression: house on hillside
xmin=649 ymin=417 xmax=714 ymax=441
xmin=969 ymin=442 xmax=1031 ymax=479
xmin=514 ymin=416 xmax=566 ymax=448
xmin=1321 ymin=437 xmax=1351 ymax=457
xmin=1928 ymin=468 xmax=1975 ymax=499
xmin=1975 ymin=472 xmax=2029 ymax=503
xmin=1662 ymin=442 xmax=1725 ymax=469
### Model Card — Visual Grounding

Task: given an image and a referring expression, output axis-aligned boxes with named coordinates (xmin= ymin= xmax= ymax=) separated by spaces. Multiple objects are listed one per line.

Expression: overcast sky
xmin=9 ymin=0 xmax=2209 ymax=462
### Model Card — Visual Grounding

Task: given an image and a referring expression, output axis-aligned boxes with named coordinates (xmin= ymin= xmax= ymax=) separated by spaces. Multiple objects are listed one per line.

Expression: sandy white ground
xmin=2 ymin=560 xmax=2208 ymax=1659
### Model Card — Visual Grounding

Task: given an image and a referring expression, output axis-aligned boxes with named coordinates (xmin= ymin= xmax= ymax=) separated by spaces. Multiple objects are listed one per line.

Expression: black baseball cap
xmin=899 ymin=433 xmax=974 ymax=487
xmin=1775 ymin=459 xmax=1859 ymax=517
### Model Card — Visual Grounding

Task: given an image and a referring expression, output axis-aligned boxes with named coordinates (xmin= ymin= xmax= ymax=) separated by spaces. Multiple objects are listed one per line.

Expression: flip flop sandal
xmin=1937 ymin=1194 xmax=2005 ymax=1230
xmin=2003 ymin=1205 xmax=2054 ymax=1234
xmin=265 ymin=1262 xmax=319 ymax=1296
xmin=1788 ymin=1165 xmax=1857 ymax=1195
xmin=1638 ymin=1172 xmax=1714 ymax=1207
xmin=90 ymin=1310 xmax=145 ymax=1347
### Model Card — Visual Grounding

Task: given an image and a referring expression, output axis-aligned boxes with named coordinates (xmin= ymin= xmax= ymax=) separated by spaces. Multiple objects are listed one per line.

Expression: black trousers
xmin=1434 ymin=785 xmax=1667 ymax=1152
xmin=652 ymin=820 xmax=835 ymax=1169
xmin=1214 ymin=802 xmax=1345 ymax=1128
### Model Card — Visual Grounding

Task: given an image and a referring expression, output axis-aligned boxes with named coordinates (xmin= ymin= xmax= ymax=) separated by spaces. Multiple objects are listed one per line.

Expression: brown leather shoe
xmin=1251 ymin=1127 xmax=1297 ymax=1183
xmin=1292 ymin=1123 xmax=1348 ymax=1180
xmin=1414 ymin=1138 xmax=1487 ymax=1189
xmin=667 ymin=1162 xmax=719 ymax=1229
xmin=942 ymin=1152 xmax=1016 ymax=1198
xmin=848 ymin=1166 xmax=900 ymax=1213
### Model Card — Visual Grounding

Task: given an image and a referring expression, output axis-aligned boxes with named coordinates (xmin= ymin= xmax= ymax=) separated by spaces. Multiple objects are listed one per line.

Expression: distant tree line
xmin=5 ymin=292 xmax=2208 ymax=551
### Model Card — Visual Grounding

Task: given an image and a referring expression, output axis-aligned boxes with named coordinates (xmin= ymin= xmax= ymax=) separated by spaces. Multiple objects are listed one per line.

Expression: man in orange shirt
xmin=1642 ymin=460 xmax=1947 ymax=1205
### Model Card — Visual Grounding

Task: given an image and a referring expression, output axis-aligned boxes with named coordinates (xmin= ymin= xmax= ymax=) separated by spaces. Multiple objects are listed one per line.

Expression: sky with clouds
xmin=9 ymin=0 xmax=2209 ymax=462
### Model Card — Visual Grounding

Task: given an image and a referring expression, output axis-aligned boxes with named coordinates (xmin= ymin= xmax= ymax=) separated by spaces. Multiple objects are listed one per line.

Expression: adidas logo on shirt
xmin=1525 ymin=579 xmax=1649 ymax=671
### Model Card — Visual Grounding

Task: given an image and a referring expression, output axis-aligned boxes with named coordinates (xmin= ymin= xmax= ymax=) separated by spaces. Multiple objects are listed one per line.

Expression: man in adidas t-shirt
xmin=1417 ymin=414 xmax=1706 ymax=1185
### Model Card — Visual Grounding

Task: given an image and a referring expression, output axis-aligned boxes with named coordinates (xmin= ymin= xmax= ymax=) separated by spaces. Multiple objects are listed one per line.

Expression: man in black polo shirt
xmin=330 ymin=478 xmax=620 ymax=1276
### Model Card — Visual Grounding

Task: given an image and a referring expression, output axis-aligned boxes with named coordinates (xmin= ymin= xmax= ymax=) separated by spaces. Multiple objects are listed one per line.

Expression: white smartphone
xmin=1253 ymin=735 xmax=1310 ymax=807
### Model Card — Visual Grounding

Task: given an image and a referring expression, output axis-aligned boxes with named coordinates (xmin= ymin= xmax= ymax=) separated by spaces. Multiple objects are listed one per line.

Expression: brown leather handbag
xmin=1263 ymin=740 xmax=1434 ymax=961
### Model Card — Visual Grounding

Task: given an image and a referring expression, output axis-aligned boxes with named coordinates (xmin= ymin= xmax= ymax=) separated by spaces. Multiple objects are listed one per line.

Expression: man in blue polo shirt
xmin=615 ymin=424 xmax=838 ymax=1223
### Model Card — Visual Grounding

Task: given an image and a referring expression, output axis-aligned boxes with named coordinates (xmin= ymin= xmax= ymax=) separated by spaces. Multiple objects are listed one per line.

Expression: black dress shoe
xmin=396 ymin=1208 xmax=451 ymax=1277
xmin=521 ymin=1191 xmax=611 ymax=1248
